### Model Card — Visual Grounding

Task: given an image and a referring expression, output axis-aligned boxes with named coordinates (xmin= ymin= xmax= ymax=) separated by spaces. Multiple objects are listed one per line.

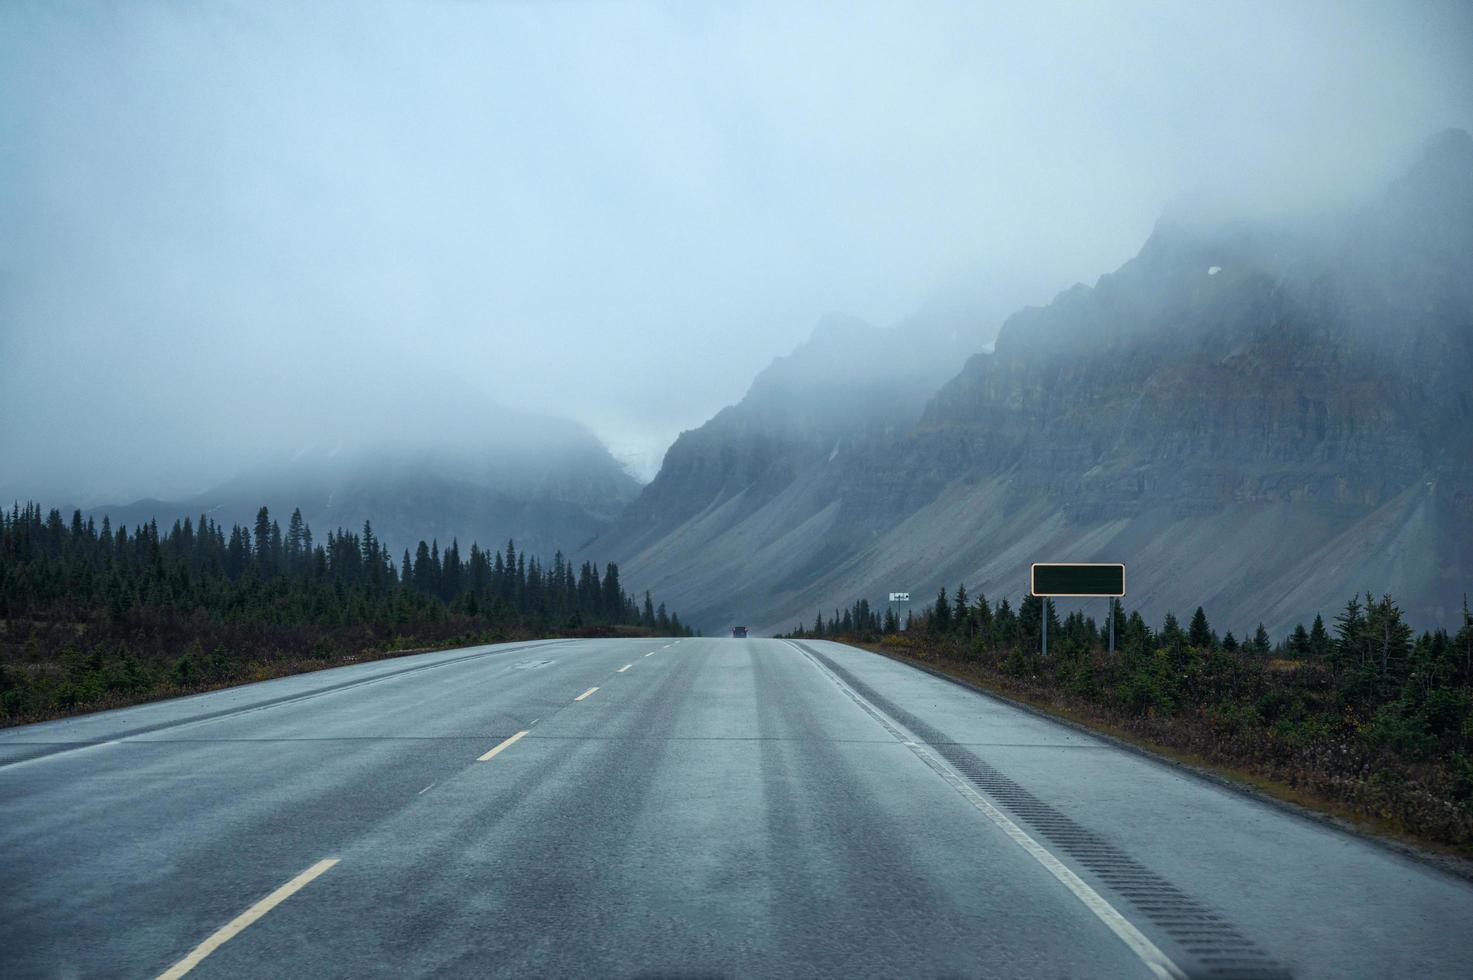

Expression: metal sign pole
xmin=1108 ymin=599 xmax=1115 ymax=653
xmin=1041 ymin=596 xmax=1048 ymax=657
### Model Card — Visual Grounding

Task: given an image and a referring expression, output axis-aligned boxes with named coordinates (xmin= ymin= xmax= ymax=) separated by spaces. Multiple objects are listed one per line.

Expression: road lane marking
xmin=789 ymin=642 xmax=1186 ymax=980
xmin=2 ymin=640 xmax=576 ymax=771
xmin=574 ymin=687 xmax=599 ymax=701
xmin=905 ymin=741 xmax=1184 ymax=980
xmin=477 ymin=730 xmax=529 ymax=761
xmin=617 ymin=664 xmax=633 ymax=672
xmin=418 ymin=782 xmax=436 ymax=794
xmin=155 ymin=858 xmax=339 ymax=980
xmin=644 ymin=651 xmax=656 ymax=657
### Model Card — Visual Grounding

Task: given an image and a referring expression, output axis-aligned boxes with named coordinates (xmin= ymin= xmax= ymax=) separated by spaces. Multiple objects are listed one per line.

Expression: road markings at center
xmin=616 ymin=664 xmax=633 ymax=672
xmin=155 ymin=858 xmax=339 ymax=980
xmin=574 ymin=687 xmax=599 ymax=701
xmin=644 ymin=651 xmax=656 ymax=657
xmin=477 ymin=730 xmax=529 ymax=762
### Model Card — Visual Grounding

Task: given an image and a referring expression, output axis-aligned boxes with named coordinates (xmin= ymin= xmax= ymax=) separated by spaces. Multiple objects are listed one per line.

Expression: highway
xmin=2 ymin=637 xmax=1471 ymax=979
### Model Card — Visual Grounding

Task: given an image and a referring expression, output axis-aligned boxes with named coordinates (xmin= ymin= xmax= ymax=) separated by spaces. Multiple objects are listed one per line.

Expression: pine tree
xmin=254 ymin=507 xmax=273 ymax=573
xmin=503 ymin=541 xmax=518 ymax=601
xmin=413 ymin=541 xmax=434 ymax=594
xmin=1366 ymin=594 xmax=1413 ymax=678
xmin=286 ymin=509 xmax=307 ymax=570
xmin=1458 ymin=595 xmax=1472 ymax=687
xmin=269 ymin=521 xmax=283 ymax=575
xmin=1333 ymin=595 xmax=1366 ymax=671
xmin=227 ymin=525 xmax=248 ymax=579
xmin=1188 ymin=607 xmax=1213 ymax=648
xmin=1045 ymin=598 xmax=1061 ymax=641
xmin=932 ymin=587 xmax=952 ymax=634
xmin=602 ymin=562 xmax=622 ymax=621
xmin=971 ymin=593 xmax=994 ymax=650
xmin=1308 ymin=614 xmax=1330 ymax=659
xmin=1018 ymin=594 xmax=1042 ymax=650
xmin=441 ymin=540 xmax=463 ymax=599
xmin=1252 ymin=622 xmax=1271 ymax=654
xmin=994 ymin=598 xmax=1016 ymax=646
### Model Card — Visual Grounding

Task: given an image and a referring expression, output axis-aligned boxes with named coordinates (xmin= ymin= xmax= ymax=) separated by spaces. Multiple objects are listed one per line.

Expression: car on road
xmin=731 ymin=626 xmax=749 ymax=638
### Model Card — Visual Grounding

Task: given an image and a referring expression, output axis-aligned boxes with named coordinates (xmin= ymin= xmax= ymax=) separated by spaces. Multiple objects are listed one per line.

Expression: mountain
xmin=585 ymin=300 xmax=999 ymax=614
xmin=593 ymin=129 xmax=1473 ymax=637
xmin=88 ymin=411 xmax=642 ymax=560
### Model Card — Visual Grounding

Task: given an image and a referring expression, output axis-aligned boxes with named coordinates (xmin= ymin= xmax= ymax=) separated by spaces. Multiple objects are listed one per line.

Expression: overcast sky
xmin=3 ymin=1 xmax=1470 ymax=502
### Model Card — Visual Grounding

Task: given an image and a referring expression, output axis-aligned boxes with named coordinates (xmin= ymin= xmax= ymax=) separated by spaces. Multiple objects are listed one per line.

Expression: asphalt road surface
xmin=3 ymin=637 xmax=1471 ymax=979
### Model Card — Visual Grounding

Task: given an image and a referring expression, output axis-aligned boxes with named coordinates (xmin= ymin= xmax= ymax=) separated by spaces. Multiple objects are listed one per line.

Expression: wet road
xmin=2 ymin=636 xmax=1470 ymax=978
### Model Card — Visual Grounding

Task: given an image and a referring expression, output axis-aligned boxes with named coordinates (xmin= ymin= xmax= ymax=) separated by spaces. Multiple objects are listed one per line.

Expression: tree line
xmin=787 ymin=585 xmax=1473 ymax=848
xmin=1 ymin=502 xmax=691 ymax=723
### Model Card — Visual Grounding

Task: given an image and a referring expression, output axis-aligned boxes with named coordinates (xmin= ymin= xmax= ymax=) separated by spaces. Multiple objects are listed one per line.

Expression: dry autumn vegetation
xmin=787 ymin=588 xmax=1473 ymax=853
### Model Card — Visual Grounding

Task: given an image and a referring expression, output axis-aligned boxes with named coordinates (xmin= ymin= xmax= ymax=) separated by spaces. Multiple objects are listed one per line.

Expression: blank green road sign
xmin=1031 ymin=563 xmax=1125 ymax=597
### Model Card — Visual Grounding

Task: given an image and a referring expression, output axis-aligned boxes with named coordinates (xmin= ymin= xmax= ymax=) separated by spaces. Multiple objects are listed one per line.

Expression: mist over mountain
xmin=596 ymin=295 xmax=997 ymax=554
xmin=88 ymin=410 xmax=641 ymax=560
xmin=593 ymin=130 xmax=1473 ymax=637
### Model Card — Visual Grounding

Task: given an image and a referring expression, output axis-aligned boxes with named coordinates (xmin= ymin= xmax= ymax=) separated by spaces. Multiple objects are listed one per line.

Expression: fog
xmin=3 ymin=1 xmax=1470 ymax=504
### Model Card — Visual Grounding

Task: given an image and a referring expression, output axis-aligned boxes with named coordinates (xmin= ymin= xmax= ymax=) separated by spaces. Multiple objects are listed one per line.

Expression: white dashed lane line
xmin=155 ymin=858 xmax=339 ymax=979
xmin=477 ymin=730 xmax=529 ymax=762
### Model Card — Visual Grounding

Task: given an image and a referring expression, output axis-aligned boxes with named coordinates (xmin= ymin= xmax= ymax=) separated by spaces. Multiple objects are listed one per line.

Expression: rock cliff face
xmin=594 ymin=306 xmax=998 ymax=567
xmin=593 ymin=130 xmax=1473 ymax=637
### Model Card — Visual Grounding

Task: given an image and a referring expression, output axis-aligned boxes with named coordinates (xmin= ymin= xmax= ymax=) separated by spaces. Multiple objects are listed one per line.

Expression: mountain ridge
xmin=83 ymin=412 xmax=642 ymax=561
xmin=592 ymin=129 xmax=1473 ymax=637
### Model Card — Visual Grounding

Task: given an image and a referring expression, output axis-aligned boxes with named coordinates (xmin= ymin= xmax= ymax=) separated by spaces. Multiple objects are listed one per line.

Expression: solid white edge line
xmin=574 ymin=687 xmax=599 ymax=701
xmin=477 ymin=729 xmax=529 ymax=762
xmin=788 ymin=642 xmax=1186 ymax=980
xmin=908 ymin=742 xmax=1184 ymax=980
xmin=155 ymin=858 xmax=339 ymax=980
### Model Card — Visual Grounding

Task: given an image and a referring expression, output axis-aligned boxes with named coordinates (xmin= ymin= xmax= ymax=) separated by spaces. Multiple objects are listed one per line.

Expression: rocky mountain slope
xmin=91 ymin=411 xmax=641 ymax=560
xmin=587 ymin=299 xmax=999 ymax=611
xmin=592 ymin=130 xmax=1473 ymax=637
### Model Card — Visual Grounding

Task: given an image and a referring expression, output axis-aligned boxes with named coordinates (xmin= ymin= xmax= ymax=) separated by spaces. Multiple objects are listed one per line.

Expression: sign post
xmin=888 ymin=592 xmax=910 ymax=632
xmin=1030 ymin=563 xmax=1126 ymax=656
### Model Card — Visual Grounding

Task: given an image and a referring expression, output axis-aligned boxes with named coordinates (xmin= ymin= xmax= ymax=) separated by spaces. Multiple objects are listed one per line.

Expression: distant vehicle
xmin=731 ymin=626 xmax=749 ymax=638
